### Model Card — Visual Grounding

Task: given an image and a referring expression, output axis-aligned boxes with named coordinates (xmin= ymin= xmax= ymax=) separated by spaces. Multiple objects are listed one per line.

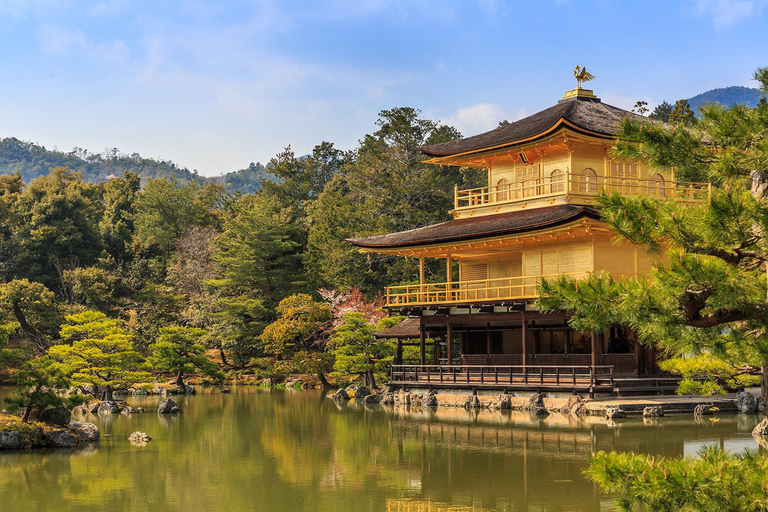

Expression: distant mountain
xmin=0 ymin=137 xmax=271 ymax=194
xmin=687 ymin=86 xmax=762 ymax=112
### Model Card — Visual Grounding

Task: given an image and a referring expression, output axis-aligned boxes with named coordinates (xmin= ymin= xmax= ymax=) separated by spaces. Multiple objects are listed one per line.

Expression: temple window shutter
xmin=461 ymin=262 xmax=488 ymax=283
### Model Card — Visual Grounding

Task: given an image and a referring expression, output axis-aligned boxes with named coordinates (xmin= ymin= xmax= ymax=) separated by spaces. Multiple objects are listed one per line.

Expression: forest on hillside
xmin=0 ymin=137 xmax=270 ymax=194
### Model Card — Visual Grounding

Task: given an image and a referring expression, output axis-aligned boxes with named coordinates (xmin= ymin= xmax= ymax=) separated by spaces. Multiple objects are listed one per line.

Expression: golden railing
xmin=385 ymin=272 xmax=589 ymax=307
xmin=454 ymin=172 xmax=711 ymax=209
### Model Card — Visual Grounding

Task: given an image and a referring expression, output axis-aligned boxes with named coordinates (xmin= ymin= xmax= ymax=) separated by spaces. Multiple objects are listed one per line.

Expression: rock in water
xmin=68 ymin=421 xmax=100 ymax=443
xmin=0 ymin=431 xmax=22 ymax=450
xmin=332 ymin=389 xmax=349 ymax=401
xmin=463 ymin=394 xmax=481 ymax=409
xmin=362 ymin=393 xmax=382 ymax=404
xmin=394 ymin=390 xmax=412 ymax=406
xmin=737 ymin=392 xmax=759 ymax=414
xmin=489 ymin=393 xmax=513 ymax=410
xmin=120 ymin=406 xmax=137 ymax=415
xmin=42 ymin=407 xmax=71 ymax=426
xmin=421 ymin=390 xmax=438 ymax=407
xmin=380 ymin=389 xmax=395 ymax=405
xmin=693 ymin=404 xmax=713 ymax=416
xmin=643 ymin=406 xmax=664 ymax=418
xmin=354 ymin=387 xmax=371 ymax=400
xmin=98 ymin=401 xmax=120 ymax=414
xmin=605 ymin=407 xmax=626 ymax=420
xmin=220 ymin=389 xmax=231 ymax=394
xmin=129 ymin=431 xmax=152 ymax=446
xmin=527 ymin=392 xmax=546 ymax=412
xmin=752 ymin=417 xmax=768 ymax=437
xmin=157 ymin=398 xmax=178 ymax=414
xmin=44 ymin=430 xmax=78 ymax=448
xmin=561 ymin=395 xmax=585 ymax=415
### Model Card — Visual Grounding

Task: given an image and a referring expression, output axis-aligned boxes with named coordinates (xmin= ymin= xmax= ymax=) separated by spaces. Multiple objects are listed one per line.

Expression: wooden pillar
xmin=447 ymin=323 xmax=454 ymax=366
xmin=419 ymin=256 xmax=425 ymax=303
xmin=419 ymin=324 xmax=426 ymax=366
xmin=486 ymin=322 xmax=491 ymax=364
xmin=434 ymin=337 xmax=441 ymax=364
xmin=396 ymin=339 xmax=403 ymax=365
xmin=634 ymin=337 xmax=643 ymax=375
xmin=446 ymin=253 xmax=453 ymax=302
xmin=521 ymin=312 xmax=528 ymax=370
xmin=590 ymin=330 xmax=597 ymax=368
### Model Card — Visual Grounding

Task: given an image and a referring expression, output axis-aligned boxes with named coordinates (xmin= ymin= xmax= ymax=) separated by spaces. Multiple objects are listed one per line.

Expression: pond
xmin=0 ymin=388 xmax=762 ymax=511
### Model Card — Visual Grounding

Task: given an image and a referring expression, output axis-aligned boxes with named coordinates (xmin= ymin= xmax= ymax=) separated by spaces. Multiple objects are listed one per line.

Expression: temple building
xmin=350 ymin=76 xmax=710 ymax=395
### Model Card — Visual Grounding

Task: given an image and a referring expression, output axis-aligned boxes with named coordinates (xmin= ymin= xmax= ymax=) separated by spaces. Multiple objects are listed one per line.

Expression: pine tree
xmin=668 ymin=98 xmax=696 ymax=126
xmin=148 ymin=326 xmax=223 ymax=391
xmin=329 ymin=312 xmax=399 ymax=388
xmin=48 ymin=311 xmax=150 ymax=400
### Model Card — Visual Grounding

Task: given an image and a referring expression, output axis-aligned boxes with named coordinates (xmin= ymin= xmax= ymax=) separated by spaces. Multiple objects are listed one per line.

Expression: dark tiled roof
xmin=422 ymin=98 xmax=643 ymax=157
xmin=348 ymin=204 xmax=600 ymax=249
xmin=373 ymin=317 xmax=421 ymax=339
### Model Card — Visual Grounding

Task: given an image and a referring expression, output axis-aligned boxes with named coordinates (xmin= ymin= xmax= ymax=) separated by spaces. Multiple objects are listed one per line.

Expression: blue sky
xmin=0 ymin=0 xmax=766 ymax=176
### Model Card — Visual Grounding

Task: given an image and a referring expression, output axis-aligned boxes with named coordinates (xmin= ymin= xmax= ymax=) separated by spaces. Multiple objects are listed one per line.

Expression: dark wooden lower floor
xmin=389 ymin=364 xmax=680 ymax=396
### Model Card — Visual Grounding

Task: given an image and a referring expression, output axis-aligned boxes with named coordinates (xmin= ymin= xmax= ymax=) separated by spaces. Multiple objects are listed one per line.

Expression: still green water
xmin=0 ymin=388 xmax=762 ymax=512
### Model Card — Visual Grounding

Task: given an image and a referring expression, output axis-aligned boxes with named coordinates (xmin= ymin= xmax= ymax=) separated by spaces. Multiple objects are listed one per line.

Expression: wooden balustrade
xmin=454 ymin=172 xmax=710 ymax=210
xmin=385 ymin=271 xmax=589 ymax=307
xmin=390 ymin=364 xmax=614 ymax=389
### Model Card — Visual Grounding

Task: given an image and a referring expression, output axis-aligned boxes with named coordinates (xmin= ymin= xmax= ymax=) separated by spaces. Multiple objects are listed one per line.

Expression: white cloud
xmin=36 ymin=24 xmax=130 ymax=63
xmin=36 ymin=24 xmax=89 ymax=55
xmin=688 ymin=0 xmax=767 ymax=28
xmin=444 ymin=103 xmax=506 ymax=135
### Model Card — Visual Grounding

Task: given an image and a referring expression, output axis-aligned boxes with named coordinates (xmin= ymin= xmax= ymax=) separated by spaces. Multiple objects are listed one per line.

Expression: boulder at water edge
xmin=42 ymin=407 xmax=71 ymax=426
xmin=463 ymin=394 xmax=481 ymax=409
xmin=421 ymin=390 xmax=438 ymax=407
xmin=737 ymin=392 xmax=759 ymax=414
xmin=332 ymin=389 xmax=349 ymax=401
xmin=68 ymin=421 xmax=100 ymax=443
xmin=489 ymin=393 xmax=513 ymax=410
xmin=98 ymin=401 xmax=120 ymax=414
xmin=157 ymin=398 xmax=179 ymax=414
xmin=44 ymin=430 xmax=78 ymax=448
xmin=643 ymin=406 xmax=664 ymax=418
xmin=0 ymin=431 xmax=22 ymax=450
xmin=354 ymin=387 xmax=371 ymax=400
xmin=605 ymin=407 xmax=626 ymax=420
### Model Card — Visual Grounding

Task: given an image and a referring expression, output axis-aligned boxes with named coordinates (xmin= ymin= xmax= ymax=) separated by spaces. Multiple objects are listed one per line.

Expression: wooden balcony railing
xmin=390 ymin=364 xmax=615 ymax=389
xmin=385 ymin=272 xmax=589 ymax=307
xmin=455 ymin=172 xmax=710 ymax=210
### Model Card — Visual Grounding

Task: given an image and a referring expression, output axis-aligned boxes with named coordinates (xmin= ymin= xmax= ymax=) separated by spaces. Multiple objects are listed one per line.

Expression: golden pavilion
xmin=349 ymin=74 xmax=710 ymax=395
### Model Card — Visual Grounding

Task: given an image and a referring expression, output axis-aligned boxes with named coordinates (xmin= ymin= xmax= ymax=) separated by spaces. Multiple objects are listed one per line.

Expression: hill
xmin=687 ymin=86 xmax=761 ymax=112
xmin=0 ymin=137 xmax=271 ymax=193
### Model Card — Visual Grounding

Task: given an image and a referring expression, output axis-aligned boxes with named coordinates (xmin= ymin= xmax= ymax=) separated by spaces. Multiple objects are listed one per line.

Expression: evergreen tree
xmin=211 ymin=194 xmax=305 ymax=366
xmin=668 ymin=98 xmax=696 ymax=126
xmin=4 ymin=356 xmax=84 ymax=423
xmin=49 ymin=311 xmax=150 ymax=400
xmin=148 ymin=326 xmax=223 ymax=391
xmin=649 ymin=100 xmax=674 ymax=122
xmin=329 ymin=312 xmax=399 ymax=388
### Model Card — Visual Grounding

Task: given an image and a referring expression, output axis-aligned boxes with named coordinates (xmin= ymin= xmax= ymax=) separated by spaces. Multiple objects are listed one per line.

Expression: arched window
xmin=550 ymin=169 xmax=564 ymax=193
xmin=648 ymin=173 xmax=666 ymax=198
xmin=579 ymin=168 xmax=598 ymax=193
xmin=495 ymin=178 xmax=510 ymax=202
